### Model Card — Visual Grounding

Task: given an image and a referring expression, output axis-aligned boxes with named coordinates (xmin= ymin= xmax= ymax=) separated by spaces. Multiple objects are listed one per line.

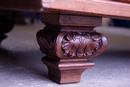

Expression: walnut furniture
xmin=0 ymin=0 xmax=130 ymax=84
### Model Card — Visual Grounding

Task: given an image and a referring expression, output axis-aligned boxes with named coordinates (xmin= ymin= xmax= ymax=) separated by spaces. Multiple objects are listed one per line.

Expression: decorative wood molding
xmin=0 ymin=0 xmax=130 ymax=19
xmin=37 ymin=28 xmax=59 ymax=57
xmin=37 ymin=13 xmax=107 ymax=84
xmin=61 ymin=32 xmax=103 ymax=57
xmin=42 ymin=56 xmax=95 ymax=84
xmin=37 ymin=29 xmax=107 ymax=59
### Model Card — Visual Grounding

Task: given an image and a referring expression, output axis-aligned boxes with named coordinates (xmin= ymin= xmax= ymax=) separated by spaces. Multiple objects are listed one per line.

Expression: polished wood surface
xmin=0 ymin=0 xmax=42 ymax=11
xmin=37 ymin=13 xmax=107 ymax=84
xmin=114 ymin=0 xmax=130 ymax=3
xmin=43 ymin=0 xmax=130 ymax=19
xmin=0 ymin=0 xmax=128 ymax=84
xmin=0 ymin=0 xmax=130 ymax=19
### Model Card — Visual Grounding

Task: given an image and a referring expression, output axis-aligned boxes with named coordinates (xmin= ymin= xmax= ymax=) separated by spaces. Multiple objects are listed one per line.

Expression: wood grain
xmin=113 ymin=0 xmax=130 ymax=3
xmin=0 ymin=0 xmax=43 ymax=12
xmin=37 ymin=13 xmax=107 ymax=84
xmin=45 ymin=0 xmax=130 ymax=19
xmin=0 ymin=0 xmax=130 ymax=19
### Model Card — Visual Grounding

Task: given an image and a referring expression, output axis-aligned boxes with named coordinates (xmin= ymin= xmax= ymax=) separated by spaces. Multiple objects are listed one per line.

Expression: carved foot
xmin=0 ymin=10 xmax=15 ymax=44
xmin=37 ymin=13 xmax=107 ymax=84
xmin=42 ymin=57 xmax=94 ymax=84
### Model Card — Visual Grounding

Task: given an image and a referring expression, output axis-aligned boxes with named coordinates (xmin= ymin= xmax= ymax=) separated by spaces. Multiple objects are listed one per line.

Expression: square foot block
xmin=42 ymin=57 xmax=95 ymax=84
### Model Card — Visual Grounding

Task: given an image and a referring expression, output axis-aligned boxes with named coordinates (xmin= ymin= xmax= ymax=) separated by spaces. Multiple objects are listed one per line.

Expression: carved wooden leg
xmin=37 ymin=13 xmax=107 ymax=84
xmin=0 ymin=10 xmax=15 ymax=44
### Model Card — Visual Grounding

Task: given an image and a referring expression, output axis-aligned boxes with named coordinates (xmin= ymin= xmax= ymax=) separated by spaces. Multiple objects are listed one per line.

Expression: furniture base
xmin=37 ymin=13 xmax=107 ymax=84
xmin=42 ymin=57 xmax=95 ymax=84
xmin=0 ymin=10 xmax=15 ymax=44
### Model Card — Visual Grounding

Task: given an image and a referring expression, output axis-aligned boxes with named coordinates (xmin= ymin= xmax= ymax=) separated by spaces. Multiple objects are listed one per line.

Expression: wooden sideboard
xmin=0 ymin=0 xmax=130 ymax=84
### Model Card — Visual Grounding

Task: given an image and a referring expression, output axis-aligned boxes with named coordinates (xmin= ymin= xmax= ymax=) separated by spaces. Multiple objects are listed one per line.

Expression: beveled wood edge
xmin=44 ymin=0 xmax=130 ymax=19
xmin=0 ymin=0 xmax=130 ymax=19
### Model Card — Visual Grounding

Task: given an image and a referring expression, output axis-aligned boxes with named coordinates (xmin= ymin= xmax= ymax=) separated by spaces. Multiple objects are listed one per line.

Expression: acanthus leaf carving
xmin=61 ymin=32 xmax=103 ymax=57
xmin=37 ymin=29 xmax=107 ymax=59
xmin=37 ymin=28 xmax=59 ymax=57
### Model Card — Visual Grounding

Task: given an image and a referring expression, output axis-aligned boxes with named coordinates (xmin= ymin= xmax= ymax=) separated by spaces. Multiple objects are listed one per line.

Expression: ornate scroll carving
xmin=37 ymin=29 xmax=107 ymax=59
xmin=37 ymin=28 xmax=59 ymax=57
xmin=38 ymin=14 xmax=107 ymax=84
xmin=61 ymin=32 xmax=102 ymax=57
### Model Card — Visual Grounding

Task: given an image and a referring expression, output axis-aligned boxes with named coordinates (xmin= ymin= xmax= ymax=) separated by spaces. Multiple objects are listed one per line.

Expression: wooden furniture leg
xmin=0 ymin=10 xmax=15 ymax=44
xmin=37 ymin=13 xmax=107 ymax=84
